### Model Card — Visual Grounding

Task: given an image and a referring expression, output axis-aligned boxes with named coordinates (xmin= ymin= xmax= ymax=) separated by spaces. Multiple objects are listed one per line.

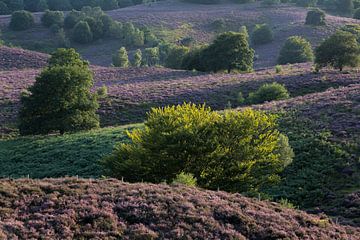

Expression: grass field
xmin=0 ymin=124 xmax=140 ymax=178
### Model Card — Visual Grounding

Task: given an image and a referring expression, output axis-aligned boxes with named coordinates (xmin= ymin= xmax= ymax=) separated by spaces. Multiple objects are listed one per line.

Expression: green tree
xmin=41 ymin=10 xmax=64 ymax=27
xmin=203 ymin=31 xmax=254 ymax=73
xmin=246 ymin=82 xmax=290 ymax=104
xmin=19 ymin=48 xmax=99 ymax=135
xmin=9 ymin=10 xmax=34 ymax=31
xmin=165 ymin=45 xmax=190 ymax=69
xmin=144 ymin=47 xmax=160 ymax=66
xmin=64 ymin=10 xmax=83 ymax=29
xmin=85 ymin=17 xmax=104 ymax=40
xmin=251 ymin=24 xmax=274 ymax=45
xmin=102 ymin=104 xmax=293 ymax=193
xmin=278 ymin=36 xmax=314 ymax=64
xmin=132 ymin=49 xmax=142 ymax=67
xmin=315 ymin=31 xmax=360 ymax=71
xmin=112 ymin=47 xmax=129 ymax=67
xmin=305 ymin=8 xmax=326 ymax=25
xmin=72 ymin=21 xmax=93 ymax=44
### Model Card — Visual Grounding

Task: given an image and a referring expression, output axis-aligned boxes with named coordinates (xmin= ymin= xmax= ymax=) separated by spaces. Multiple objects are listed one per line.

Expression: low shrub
xmin=305 ymin=8 xmax=326 ymax=26
xmin=246 ymin=82 xmax=290 ymax=104
xmin=41 ymin=10 xmax=64 ymax=27
xmin=172 ymin=172 xmax=197 ymax=187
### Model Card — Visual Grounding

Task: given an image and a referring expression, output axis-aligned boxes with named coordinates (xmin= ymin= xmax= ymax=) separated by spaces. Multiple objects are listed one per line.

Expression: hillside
xmin=0 ymin=178 xmax=359 ymax=239
xmin=0 ymin=46 xmax=48 ymax=70
xmin=0 ymin=1 xmax=359 ymax=68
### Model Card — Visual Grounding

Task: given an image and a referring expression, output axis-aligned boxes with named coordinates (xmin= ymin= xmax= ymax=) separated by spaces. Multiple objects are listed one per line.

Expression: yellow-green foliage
xmin=102 ymin=103 xmax=293 ymax=193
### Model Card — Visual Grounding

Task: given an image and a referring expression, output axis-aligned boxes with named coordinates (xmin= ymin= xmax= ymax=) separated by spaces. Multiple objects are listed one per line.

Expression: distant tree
xmin=72 ymin=21 xmax=93 ymax=44
xmin=85 ymin=17 xmax=104 ymax=40
xmin=101 ymin=0 xmax=118 ymax=10
xmin=41 ymin=10 xmax=64 ymax=27
xmin=144 ymin=47 xmax=160 ymax=66
xmin=251 ymin=24 xmax=274 ymax=45
xmin=64 ymin=10 xmax=83 ymax=29
xmin=131 ymin=28 xmax=145 ymax=47
xmin=9 ymin=10 xmax=34 ymax=31
xmin=337 ymin=0 xmax=354 ymax=13
xmin=305 ymin=8 xmax=326 ymax=25
xmin=246 ymin=82 xmax=290 ymax=104
xmin=144 ymin=27 xmax=159 ymax=46
xmin=315 ymin=31 xmax=360 ymax=71
xmin=181 ymin=46 xmax=207 ymax=71
xmin=113 ymin=47 xmax=129 ymax=67
xmin=132 ymin=49 xmax=142 ymax=67
xmin=0 ymin=2 xmax=10 ymax=15
xmin=354 ymin=8 xmax=360 ymax=18
xmin=100 ymin=14 xmax=113 ymax=36
xmin=19 ymin=48 xmax=99 ymax=135
xmin=47 ymin=0 xmax=71 ymax=11
xmin=165 ymin=45 xmax=190 ymax=69
xmin=278 ymin=36 xmax=314 ymax=64
xmin=4 ymin=0 xmax=24 ymax=11
xmin=203 ymin=31 xmax=254 ymax=73
xmin=102 ymin=103 xmax=293 ymax=193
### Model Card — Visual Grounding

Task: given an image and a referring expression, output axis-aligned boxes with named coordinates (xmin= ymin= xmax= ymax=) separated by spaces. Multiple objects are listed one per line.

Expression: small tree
xmin=246 ymin=82 xmax=290 ymax=104
xmin=315 ymin=31 xmax=360 ymax=71
xmin=203 ymin=31 xmax=254 ymax=73
xmin=64 ymin=10 xmax=83 ymax=29
xmin=9 ymin=10 xmax=34 ymax=31
xmin=41 ymin=10 xmax=64 ymax=27
xmin=85 ymin=17 xmax=104 ymax=40
xmin=278 ymin=36 xmax=314 ymax=64
xmin=144 ymin=47 xmax=160 ymax=66
xmin=251 ymin=24 xmax=274 ymax=45
xmin=102 ymin=103 xmax=293 ymax=193
xmin=165 ymin=45 xmax=190 ymax=69
xmin=132 ymin=49 xmax=142 ymax=67
xmin=72 ymin=21 xmax=93 ymax=44
xmin=113 ymin=47 xmax=129 ymax=67
xmin=305 ymin=8 xmax=326 ymax=25
xmin=19 ymin=48 xmax=99 ymax=135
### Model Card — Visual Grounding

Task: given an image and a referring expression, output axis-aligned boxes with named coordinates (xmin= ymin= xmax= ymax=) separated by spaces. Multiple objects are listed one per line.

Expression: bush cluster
xmin=102 ymin=103 xmax=293 ymax=193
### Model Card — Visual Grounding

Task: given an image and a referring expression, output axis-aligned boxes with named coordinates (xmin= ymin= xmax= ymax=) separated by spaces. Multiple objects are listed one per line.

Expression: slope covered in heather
xmin=0 ymin=178 xmax=359 ymax=240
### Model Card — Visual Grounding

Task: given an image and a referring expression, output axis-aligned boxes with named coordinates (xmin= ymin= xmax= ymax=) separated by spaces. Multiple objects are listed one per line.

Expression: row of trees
xmin=0 ymin=0 xmax=154 ymax=15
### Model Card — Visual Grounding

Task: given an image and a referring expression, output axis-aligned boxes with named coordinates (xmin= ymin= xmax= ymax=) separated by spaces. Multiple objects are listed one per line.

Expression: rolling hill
xmin=0 ymin=178 xmax=359 ymax=239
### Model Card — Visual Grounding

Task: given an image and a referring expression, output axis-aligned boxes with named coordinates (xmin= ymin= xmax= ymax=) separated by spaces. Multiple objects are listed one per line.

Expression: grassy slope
xmin=0 ymin=178 xmax=359 ymax=239
xmin=0 ymin=124 xmax=140 ymax=178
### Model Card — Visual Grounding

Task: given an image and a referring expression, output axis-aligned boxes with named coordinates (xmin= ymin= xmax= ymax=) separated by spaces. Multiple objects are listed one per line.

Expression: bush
xmin=19 ymin=48 xmax=99 ymax=135
xmin=165 ymin=45 xmax=190 ymax=69
xmin=340 ymin=24 xmax=360 ymax=42
xmin=247 ymin=82 xmax=290 ymax=104
xmin=278 ymin=36 xmax=314 ymax=64
xmin=251 ymin=24 xmax=274 ymax=45
xmin=72 ymin=21 xmax=93 ymax=44
xmin=41 ymin=10 xmax=64 ymax=27
xmin=85 ymin=17 xmax=104 ymax=40
xmin=102 ymin=103 xmax=293 ymax=193
xmin=172 ymin=172 xmax=197 ymax=187
xmin=132 ymin=49 xmax=142 ymax=67
xmin=112 ymin=47 xmax=129 ymax=68
xmin=305 ymin=8 xmax=326 ymax=25
xmin=64 ymin=10 xmax=83 ymax=29
xmin=9 ymin=10 xmax=34 ymax=31
xmin=315 ymin=31 xmax=360 ymax=71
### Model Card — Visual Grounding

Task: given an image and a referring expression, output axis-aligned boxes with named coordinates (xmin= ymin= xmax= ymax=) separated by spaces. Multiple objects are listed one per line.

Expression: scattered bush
xmin=41 ymin=10 xmax=64 ymax=27
xmin=251 ymin=24 xmax=274 ymax=45
xmin=72 ymin=21 xmax=93 ymax=44
xmin=172 ymin=172 xmax=197 ymax=187
xmin=102 ymin=103 xmax=293 ymax=193
xmin=9 ymin=10 xmax=34 ymax=31
xmin=19 ymin=48 xmax=99 ymax=135
xmin=112 ymin=47 xmax=129 ymax=68
xmin=278 ymin=36 xmax=314 ymax=64
xmin=315 ymin=30 xmax=360 ymax=71
xmin=305 ymin=8 xmax=326 ymax=26
xmin=275 ymin=65 xmax=282 ymax=73
xmin=246 ymin=82 xmax=290 ymax=104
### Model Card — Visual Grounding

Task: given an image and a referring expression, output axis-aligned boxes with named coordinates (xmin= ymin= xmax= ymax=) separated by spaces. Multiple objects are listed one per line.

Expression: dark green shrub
xmin=9 ymin=10 xmax=34 ymax=31
xmin=278 ymin=36 xmax=314 ymax=64
xmin=112 ymin=47 xmax=129 ymax=67
xmin=64 ymin=10 xmax=83 ymax=29
xmin=72 ymin=21 xmax=93 ymax=44
xmin=305 ymin=8 xmax=326 ymax=25
xmin=84 ymin=17 xmax=104 ymax=40
xmin=165 ymin=45 xmax=190 ymax=69
xmin=181 ymin=46 xmax=207 ymax=71
xmin=247 ymin=82 xmax=290 ymax=104
xmin=41 ymin=10 xmax=64 ymax=27
xmin=19 ymin=48 xmax=99 ymax=135
xmin=315 ymin=30 xmax=360 ymax=71
xmin=251 ymin=24 xmax=274 ymax=45
xmin=102 ymin=104 xmax=293 ymax=193
xmin=143 ymin=47 xmax=159 ymax=66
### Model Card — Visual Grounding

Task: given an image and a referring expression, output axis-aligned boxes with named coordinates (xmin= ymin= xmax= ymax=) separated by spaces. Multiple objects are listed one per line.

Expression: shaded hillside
xmin=0 ymin=1 xmax=359 ymax=68
xmin=0 ymin=178 xmax=359 ymax=239
xmin=2 ymin=60 xmax=360 ymax=136
xmin=0 ymin=46 xmax=48 ymax=70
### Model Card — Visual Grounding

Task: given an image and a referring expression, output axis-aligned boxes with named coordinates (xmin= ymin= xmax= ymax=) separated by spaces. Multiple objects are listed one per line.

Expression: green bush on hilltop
xmin=102 ymin=103 xmax=293 ymax=193
xmin=278 ymin=36 xmax=314 ymax=64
